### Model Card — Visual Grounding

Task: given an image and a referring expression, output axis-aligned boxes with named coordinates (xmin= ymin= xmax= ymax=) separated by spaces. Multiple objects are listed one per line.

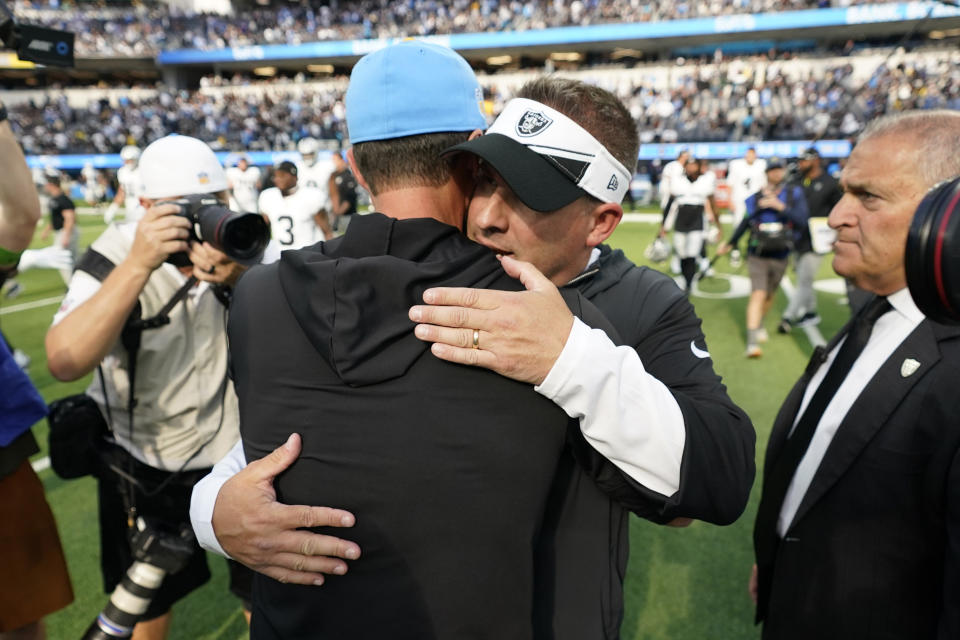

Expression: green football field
xmin=1 ymin=210 xmax=851 ymax=639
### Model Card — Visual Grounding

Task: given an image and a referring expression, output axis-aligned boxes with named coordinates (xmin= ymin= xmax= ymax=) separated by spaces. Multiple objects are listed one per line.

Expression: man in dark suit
xmin=750 ymin=109 xmax=960 ymax=639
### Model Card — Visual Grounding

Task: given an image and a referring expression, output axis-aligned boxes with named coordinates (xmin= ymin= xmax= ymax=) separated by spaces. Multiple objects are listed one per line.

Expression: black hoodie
xmin=230 ymin=213 xmax=614 ymax=640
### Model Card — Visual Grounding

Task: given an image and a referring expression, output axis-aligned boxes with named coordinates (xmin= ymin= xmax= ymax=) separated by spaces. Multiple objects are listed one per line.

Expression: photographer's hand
xmin=189 ymin=241 xmax=246 ymax=288
xmin=129 ymin=202 xmax=192 ymax=275
xmin=212 ymin=434 xmax=361 ymax=586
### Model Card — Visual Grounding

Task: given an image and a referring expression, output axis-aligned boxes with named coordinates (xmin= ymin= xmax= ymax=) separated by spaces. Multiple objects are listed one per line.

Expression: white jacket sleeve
xmin=190 ymin=438 xmax=248 ymax=557
xmin=535 ymin=317 xmax=685 ymax=497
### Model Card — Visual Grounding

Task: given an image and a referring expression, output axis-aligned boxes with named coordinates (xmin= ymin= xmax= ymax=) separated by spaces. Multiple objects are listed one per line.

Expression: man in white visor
xmin=415 ymin=78 xmax=754 ymax=637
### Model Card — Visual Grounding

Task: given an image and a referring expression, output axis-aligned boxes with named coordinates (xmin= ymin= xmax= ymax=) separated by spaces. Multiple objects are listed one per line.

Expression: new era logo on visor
xmin=607 ymin=175 xmax=619 ymax=191
xmin=516 ymin=110 xmax=552 ymax=137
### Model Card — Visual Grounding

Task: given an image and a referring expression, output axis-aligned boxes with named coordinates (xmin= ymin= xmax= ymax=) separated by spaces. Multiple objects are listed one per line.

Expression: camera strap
xmin=118 ymin=275 xmax=197 ymax=526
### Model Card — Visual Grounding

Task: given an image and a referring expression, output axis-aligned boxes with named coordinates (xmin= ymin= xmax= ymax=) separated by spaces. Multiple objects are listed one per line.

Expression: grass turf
xmin=2 ymin=211 xmax=851 ymax=639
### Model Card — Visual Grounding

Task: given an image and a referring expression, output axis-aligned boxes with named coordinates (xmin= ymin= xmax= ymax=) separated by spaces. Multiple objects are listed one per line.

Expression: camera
xmin=0 ymin=0 xmax=74 ymax=67
xmin=164 ymin=194 xmax=270 ymax=268
xmin=905 ymin=175 xmax=960 ymax=324
xmin=82 ymin=517 xmax=196 ymax=639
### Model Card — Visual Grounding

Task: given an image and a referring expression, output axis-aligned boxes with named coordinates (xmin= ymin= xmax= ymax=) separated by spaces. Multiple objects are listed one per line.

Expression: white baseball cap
xmin=139 ymin=135 xmax=229 ymax=199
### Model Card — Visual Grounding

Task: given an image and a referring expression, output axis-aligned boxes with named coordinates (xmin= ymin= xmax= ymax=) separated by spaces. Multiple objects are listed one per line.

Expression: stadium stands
xmin=19 ymin=0 xmax=884 ymax=55
xmin=8 ymin=47 xmax=957 ymax=156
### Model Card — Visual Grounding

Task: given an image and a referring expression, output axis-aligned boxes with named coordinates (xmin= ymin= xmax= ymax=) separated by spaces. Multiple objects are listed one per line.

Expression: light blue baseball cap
xmin=346 ymin=40 xmax=487 ymax=144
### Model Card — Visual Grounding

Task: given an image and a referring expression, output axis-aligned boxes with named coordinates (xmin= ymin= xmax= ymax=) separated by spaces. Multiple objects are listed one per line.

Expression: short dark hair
xmin=275 ymin=160 xmax=298 ymax=176
xmin=515 ymin=77 xmax=639 ymax=175
xmin=352 ymin=131 xmax=472 ymax=196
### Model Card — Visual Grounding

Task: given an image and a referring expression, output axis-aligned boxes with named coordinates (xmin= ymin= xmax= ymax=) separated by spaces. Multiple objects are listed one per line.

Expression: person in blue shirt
xmin=719 ymin=157 xmax=809 ymax=357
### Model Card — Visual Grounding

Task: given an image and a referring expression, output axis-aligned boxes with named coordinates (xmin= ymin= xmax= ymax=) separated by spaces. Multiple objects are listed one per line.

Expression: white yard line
xmin=0 ymin=295 xmax=63 ymax=315
xmin=32 ymin=456 xmax=50 ymax=473
xmin=622 ymin=217 xmax=829 ymax=347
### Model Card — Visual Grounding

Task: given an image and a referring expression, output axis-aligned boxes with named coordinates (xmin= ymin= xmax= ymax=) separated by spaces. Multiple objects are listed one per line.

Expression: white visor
xmin=486 ymin=98 xmax=631 ymax=205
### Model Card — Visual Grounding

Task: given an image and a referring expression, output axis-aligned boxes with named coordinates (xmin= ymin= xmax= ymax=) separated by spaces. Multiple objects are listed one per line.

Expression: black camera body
xmin=163 ymin=194 xmax=269 ymax=268
xmin=82 ymin=517 xmax=196 ymax=639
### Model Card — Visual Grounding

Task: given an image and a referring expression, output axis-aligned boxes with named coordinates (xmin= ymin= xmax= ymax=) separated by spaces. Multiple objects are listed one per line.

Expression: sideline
xmin=0 ymin=295 xmax=63 ymax=315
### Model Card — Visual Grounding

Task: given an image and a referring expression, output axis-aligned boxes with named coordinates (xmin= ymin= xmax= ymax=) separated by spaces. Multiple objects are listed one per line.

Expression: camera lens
xmin=194 ymin=205 xmax=269 ymax=265
xmin=219 ymin=213 xmax=270 ymax=263
xmin=905 ymin=176 xmax=960 ymax=324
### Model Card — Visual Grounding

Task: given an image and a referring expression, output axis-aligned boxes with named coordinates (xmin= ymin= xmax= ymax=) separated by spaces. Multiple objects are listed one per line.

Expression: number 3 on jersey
xmin=277 ymin=215 xmax=295 ymax=246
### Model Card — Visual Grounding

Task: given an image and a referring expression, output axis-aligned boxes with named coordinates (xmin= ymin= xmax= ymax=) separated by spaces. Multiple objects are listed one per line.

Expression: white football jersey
xmin=660 ymin=160 xmax=685 ymax=205
xmin=726 ymin=157 xmax=768 ymax=219
xmin=670 ymin=174 xmax=715 ymax=206
xmin=258 ymin=186 xmax=327 ymax=250
xmin=296 ymin=158 xmax=334 ymax=207
xmin=227 ymin=166 xmax=261 ymax=213
xmin=117 ymin=164 xmax=145 ymax=221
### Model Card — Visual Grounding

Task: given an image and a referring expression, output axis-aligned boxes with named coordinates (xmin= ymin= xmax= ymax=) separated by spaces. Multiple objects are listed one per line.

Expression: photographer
xmin=718 ymin=158 xmax=808 ymax=358
xmin=0 ymin=112 xmax=73 ymax=640
xmin=45 ymin=135 xmax=256 ymax=640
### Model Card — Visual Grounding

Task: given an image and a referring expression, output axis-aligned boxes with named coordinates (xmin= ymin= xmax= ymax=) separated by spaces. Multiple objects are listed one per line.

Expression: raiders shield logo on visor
xmin=516 ymin=110 xmax=553 ymax=137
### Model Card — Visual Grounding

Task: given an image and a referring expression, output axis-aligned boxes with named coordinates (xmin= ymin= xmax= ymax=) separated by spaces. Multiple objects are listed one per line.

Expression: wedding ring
xmin=472 ymin=329 xmax=480 ymax=349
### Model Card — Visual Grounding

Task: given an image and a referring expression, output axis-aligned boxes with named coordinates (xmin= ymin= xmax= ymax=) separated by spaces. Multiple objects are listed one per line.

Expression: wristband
xmin=0 ymin=245 xmax=23 ymax=267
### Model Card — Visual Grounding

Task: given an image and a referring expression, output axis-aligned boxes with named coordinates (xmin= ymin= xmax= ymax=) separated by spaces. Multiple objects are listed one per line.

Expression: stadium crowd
xmin=9 ymin=51 xmax=958 ymax=156
xmin=19 ymin=0 xmax=880 ymax=56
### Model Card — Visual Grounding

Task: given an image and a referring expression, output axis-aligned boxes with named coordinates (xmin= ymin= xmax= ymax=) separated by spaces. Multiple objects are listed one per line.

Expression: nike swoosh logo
xmin=690 ymin=341 xmax=710 ymax=359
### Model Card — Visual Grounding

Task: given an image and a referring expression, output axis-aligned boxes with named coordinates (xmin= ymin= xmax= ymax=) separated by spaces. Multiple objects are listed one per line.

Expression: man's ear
xmin=467 ymin=128 xmax=484 ymax=141
xmin=346 ymin=148 xmax=372 ymax=194
xmin=586 ymin=202 xmax=623 ymax=247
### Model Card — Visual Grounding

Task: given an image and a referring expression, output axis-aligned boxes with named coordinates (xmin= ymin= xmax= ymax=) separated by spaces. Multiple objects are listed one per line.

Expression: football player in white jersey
xmin=659 ymin=148 xmax=691 ymax=274
xmin=658 ymin=148 xmax=690 ymax=215
xmin=258 ymin=161 xmax=332 ymax=249
xmin=81 ymin=161 xmax=104 ymax=204
xmin=296 ymin=137 xmax=335 ymax=192
xmin=725 ymin=147 xmax=767 ymax=265
xmin=661 ymin=157 xmax=718 ymax=293
xmin=104 ymin=145 xmax=145 ymax=223
xmin=226 ymin=154 xmax=262 ymax=213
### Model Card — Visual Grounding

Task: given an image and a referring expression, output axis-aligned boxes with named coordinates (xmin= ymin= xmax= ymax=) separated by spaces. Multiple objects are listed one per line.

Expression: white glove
xmin=18 ymin=246 xmax=74 ymax=272
xmin=104 ymin=202 xmax=119 ymax=224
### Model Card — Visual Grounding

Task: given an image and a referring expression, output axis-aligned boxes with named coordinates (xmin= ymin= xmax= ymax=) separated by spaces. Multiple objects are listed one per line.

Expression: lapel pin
xmin=900 ymin=358 xmax=921 ymax=377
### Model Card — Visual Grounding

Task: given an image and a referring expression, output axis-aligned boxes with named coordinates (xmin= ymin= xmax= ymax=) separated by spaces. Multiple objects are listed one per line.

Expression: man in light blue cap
xmin=193 ymin=40 xmax=620 ymax=639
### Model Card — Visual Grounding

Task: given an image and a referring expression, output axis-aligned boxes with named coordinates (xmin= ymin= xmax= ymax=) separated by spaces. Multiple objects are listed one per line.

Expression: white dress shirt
xmin=777 ymin=288 xmax=925 ymax=536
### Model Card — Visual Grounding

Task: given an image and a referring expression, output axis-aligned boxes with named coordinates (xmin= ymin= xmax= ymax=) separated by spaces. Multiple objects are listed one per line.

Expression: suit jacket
xmin=754 ymin=316 xmax=960 ymax=640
